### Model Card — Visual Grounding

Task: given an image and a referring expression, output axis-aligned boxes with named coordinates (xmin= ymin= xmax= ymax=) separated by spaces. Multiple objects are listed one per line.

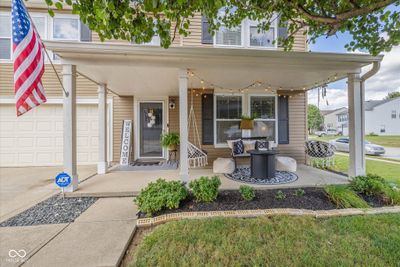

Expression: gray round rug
xmin=224 ymin=167 xmax=298 ymax=185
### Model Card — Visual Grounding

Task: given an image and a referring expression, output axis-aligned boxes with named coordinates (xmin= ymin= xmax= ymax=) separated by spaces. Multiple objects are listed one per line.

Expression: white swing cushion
xmin=276 ymin=156 xmax=297 ymax=172
xmin=213 ymin=158 xmax=235 ymax=174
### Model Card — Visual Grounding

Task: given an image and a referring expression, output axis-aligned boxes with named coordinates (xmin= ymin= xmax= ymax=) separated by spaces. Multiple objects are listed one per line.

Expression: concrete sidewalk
xmin=0 ymin=198 xmax=137 ymax=267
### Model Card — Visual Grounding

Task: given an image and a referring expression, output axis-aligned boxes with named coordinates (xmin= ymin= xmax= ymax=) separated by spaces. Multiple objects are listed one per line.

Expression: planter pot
xmin=168 ymin=144 xmax=178 ymax=151
xmin=240 ymin=119 xmax=254 ymax=130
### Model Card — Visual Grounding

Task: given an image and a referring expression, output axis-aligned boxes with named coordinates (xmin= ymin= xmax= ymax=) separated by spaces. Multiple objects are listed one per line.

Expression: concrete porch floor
xmin=66 ymin=164 xmax=348 ymax=197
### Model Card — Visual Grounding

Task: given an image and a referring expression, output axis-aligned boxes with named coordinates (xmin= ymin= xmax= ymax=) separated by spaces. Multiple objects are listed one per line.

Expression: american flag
xmin=12 ymin=0 xmax=46 ymax=116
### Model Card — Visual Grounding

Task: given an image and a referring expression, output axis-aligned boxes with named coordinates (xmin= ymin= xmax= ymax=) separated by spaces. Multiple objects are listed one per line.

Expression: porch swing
xmin=187 ymin=90 xmax=208 ymax=168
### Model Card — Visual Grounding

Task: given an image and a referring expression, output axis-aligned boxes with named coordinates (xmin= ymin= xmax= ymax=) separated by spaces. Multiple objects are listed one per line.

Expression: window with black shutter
xmin=201 ymin=16 xmax=213 ymax=44
xmin=278 ymin=96 xmax=289 ymax=144
xmin=202 ymin=94 xmax=214 ymax=144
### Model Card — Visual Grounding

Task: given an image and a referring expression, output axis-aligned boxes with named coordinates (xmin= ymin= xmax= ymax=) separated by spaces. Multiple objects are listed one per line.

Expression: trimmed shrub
xmin=275 ymin=190 xmax=286 ymax=200
xmin=239 ymin=185 xmax=256 ymax=201
xmin=350 ymin=174 xmax=386 ymax=196
xmin=350 ymin=174 xmax=400 ymax=205
xmin=134 ymin=179 xmax=188 ymax=216
xmin=189 ymin=176 xmax=221 ymax=202
xmin=325 ymin=185 xmax=369 ymax=209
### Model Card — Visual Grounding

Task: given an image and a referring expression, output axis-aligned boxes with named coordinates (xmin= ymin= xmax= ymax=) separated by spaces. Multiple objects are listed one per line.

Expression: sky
xmin=307 ymin=6 xmax=400 ymax=110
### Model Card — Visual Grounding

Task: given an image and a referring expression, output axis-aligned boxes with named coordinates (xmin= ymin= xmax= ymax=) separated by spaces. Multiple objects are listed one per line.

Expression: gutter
xmin=361 ymin=60 xmax=381 ymax=82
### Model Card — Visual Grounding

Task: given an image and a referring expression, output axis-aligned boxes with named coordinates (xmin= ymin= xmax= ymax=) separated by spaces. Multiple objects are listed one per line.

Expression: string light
xmin=186 ymin=70 xmax=340 ymax=96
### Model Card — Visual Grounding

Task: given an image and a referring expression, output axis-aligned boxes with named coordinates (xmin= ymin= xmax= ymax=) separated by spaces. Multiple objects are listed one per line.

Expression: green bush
xmin=350 ymin=174 xmax=386 ymax=196
xmin=350 ymin=174 xmax=400 ymax=205
xmin=275 ymin=190 xmax=286 ymax=200
xmin=294 ymin=188 xmax=305 ymax=197
xmin=382 ymin=186 xmax=400 ymax=205
xmin=239 ymin=185 xmax=256 ymax=201
xmin=325 ymin=185 xmax=369 ymax=209
xmin=189 ymin=176 xmax=221 ymax=202
xmin=134 ymin=179 xmax=188 ymax=216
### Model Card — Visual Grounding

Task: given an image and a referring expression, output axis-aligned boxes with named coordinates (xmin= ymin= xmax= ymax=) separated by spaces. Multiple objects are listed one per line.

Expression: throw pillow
xmin=255 ymin=140 xmax=269 ymax=150
xmin=233 ymin=140 xmax=245 ymax=155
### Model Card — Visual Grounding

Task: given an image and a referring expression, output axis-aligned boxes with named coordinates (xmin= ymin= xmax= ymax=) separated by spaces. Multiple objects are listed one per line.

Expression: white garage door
xmin=0 ymin=103 xmax=99 ymax=167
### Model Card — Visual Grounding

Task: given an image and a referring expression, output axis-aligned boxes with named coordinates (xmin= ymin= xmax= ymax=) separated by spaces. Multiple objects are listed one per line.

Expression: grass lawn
xmin=327 ymin=154 xmax=400 ymax=185
xmin=309 ymin=135 xmax=400 ymax=148
xmin=131 ymin=214 xmax=400 ymax=266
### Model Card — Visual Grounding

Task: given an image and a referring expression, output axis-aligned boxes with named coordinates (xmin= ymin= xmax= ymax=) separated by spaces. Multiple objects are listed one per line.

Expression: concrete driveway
xmin=0 ymin=165 xmax=96 ymax=222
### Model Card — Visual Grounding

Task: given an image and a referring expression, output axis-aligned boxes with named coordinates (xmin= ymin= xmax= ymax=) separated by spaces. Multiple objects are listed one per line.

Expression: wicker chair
xmin=305 ymin=140 xmax=335 ymax=168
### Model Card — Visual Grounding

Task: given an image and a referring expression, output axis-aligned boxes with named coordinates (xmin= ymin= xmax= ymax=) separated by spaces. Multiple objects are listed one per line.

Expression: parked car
xmin=329 ymin=138 xmax=385 ymax=155
xmin=314 ymin=129 xmax=339 ymax=137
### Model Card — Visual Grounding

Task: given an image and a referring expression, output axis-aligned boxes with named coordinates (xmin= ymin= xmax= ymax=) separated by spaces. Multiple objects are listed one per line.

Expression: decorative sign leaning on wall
xmin=120 ymin=120 xmax=133 ymax=165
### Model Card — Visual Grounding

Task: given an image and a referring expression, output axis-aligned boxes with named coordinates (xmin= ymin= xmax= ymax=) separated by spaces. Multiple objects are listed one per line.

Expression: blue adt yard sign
xmin=55 ymin=172 xmax=72 ymax=188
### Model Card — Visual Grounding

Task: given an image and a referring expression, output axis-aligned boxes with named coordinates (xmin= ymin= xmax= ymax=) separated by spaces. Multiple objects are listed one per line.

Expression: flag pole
xmin=43 ymin=49 xmax=69 ymax=97
xmin=24 ymin=7 xmax=69 ymax=97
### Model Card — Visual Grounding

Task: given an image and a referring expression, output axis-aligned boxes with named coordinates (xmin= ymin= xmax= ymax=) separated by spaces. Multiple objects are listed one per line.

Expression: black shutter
xmin=201 ymin=16 xmax=213 ymax=44
xmin=278 ymin=96 xmax=289 ymax=144
xmin=277 ymin=19 xmax=288 ymax=48
xmin=202 ymin=94 xmax=214 ymax=144
xmin=80 ymin=21 xmax=92 ymax=42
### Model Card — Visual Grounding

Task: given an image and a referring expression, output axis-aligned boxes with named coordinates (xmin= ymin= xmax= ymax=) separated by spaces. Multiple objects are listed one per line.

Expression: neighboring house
xmin=0 ymin=2 xmax=383 ymax=189
xmin=321 ymin=107 xmax=348 ymax=135
xmin=365 ymin=98 xmax=400 ymax=136
xmin=320 ymin=97 xmax=400 ymax=136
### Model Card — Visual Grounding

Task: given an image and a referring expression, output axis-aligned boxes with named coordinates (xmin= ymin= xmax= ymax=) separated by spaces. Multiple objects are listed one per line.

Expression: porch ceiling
xmin=45 ymin=41 xmax=383 ymax=96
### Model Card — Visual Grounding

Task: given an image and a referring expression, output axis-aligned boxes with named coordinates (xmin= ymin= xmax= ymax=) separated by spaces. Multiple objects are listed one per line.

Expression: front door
xmin=139 ymin=102 xmax=164 ymax=158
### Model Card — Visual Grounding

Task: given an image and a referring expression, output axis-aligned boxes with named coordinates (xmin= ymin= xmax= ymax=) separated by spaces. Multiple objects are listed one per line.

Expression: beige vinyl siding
xmin=167 ymin=89 xmax=307 ymax=164
xmin=112 ymin=96 xmax=134 ymax=162
xmin=0 ymin=64 xmax=97 ymax=97
xmin=181 ymin=14 xmax=204 ymax=47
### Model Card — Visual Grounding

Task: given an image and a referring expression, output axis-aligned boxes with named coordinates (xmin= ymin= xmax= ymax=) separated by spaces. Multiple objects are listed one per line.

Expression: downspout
xmin=361 ymin=61 xmax=381 ymax=82
xmin=358 ymin=60 xmax=381 ymax=175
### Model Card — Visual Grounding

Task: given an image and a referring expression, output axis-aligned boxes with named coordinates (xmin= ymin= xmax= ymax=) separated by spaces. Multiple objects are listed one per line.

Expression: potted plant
xmin=240 ymin=114 xmax=257 ymax=130
xmin=160 ymin=132 xmax=180 ymax=151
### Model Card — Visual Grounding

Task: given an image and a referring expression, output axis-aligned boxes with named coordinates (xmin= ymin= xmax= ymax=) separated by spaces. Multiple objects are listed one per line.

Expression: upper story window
xmin=0 ymin=14 xmax=11 ymax=59
xmin=0 ymin=11 xmax=89 ymax=61
xmin=391 ymin=110 xmax=396 ymax=119
xmin=214 ymin=15 xmax=277 ymax=49
xmin=53 ymin=17 xmax=80 ymax=40
xmin=215 ymin=25 xmax=242 ymax=46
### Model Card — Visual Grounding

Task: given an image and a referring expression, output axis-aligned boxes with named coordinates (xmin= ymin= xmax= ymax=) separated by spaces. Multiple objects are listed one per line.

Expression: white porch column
xmin=178 ymin=69 xmax=189 ymax=183
xmin=97 ymin=83 xmax=107 ymax=174
xmin=347 ymin=71 xmax=366 ymax=177
xmin=63 ymin=64 xmax=78 ymax=192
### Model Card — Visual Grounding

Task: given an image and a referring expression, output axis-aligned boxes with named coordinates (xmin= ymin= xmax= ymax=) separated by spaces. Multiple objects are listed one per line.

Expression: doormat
xmin=112 ymin=161 xmax=178 ymax=171
xmin=133 ymin=161 xmax=161 ymax=166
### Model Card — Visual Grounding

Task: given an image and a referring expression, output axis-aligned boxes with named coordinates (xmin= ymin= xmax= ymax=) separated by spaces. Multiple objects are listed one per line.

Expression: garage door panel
xmin=0 ymin=103 xmax=102 ymax=167
xmin=37 ymin=152 xmax=55 ymax=163
xmin=0 ymin=153 xmax=16 ymax=165
xmin=0 ymin=137 xmax=15 ymax=147
xmin=78 ymin=121 xmax=89 ymax=131
xmin=55 ymin=121 xmax=63 ymax=131
xmin=18 ymin=137 xmax=35 ymax=148
xmin=17 ymin=121 xmax=34 ymax=131
xmin=36 ymin=121 xmax=53 ymax=131
xmin=18 ymin=153 xmax=34 ymax=164
xmin=37 ymin=137 xmax=54 ymax=147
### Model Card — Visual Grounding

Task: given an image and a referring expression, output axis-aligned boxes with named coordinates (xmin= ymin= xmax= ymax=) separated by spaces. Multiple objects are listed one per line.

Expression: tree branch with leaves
xmin=44 ymin=0 xmax=400 ymax=55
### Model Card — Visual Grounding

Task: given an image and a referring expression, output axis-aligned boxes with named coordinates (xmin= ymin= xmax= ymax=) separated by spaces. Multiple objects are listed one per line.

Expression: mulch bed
xmin=138 ymin=187 xmax=392 ymax=218
xmin=138 ymin=188 xmax=335 ymax=218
